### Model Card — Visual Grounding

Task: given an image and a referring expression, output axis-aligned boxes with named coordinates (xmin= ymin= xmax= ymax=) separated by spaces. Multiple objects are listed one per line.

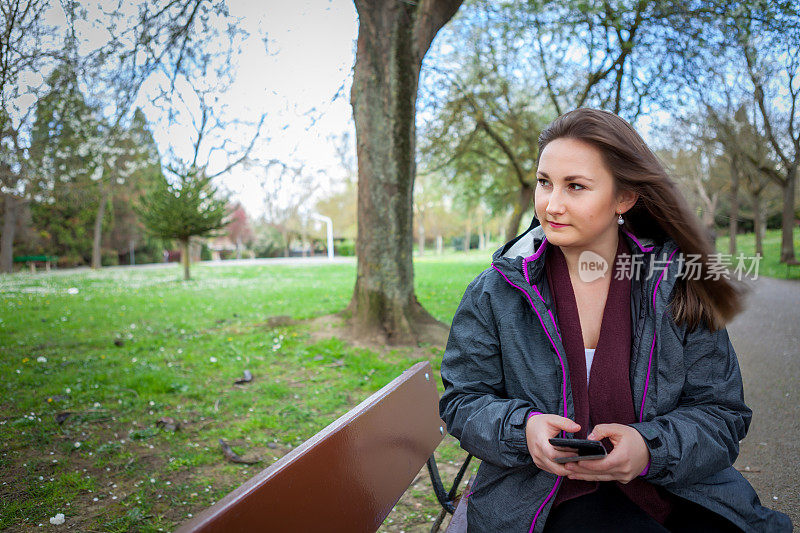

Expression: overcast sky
xmin=142 ymin=0 xmax=360 ymax=219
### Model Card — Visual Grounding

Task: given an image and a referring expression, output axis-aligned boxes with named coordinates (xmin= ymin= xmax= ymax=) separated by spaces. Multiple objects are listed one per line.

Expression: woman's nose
xmin=546 ymin=189 xmax=566 ymax=214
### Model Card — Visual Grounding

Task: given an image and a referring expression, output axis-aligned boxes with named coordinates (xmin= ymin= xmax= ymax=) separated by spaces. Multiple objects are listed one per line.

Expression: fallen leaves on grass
xmin=219 ymin=439 xmax=261 ymax=464
xmin=156 ymin=417 xmax=180 ymax=432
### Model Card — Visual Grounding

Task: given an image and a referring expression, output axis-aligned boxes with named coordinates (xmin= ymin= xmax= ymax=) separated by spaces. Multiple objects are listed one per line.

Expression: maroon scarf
xmin=545 ymin=234 xmax=673 ymax=523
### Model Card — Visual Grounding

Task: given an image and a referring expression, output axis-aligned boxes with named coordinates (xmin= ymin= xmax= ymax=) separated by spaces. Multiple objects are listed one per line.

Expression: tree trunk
xmin=728 ymin=155 xmax=739 ymax=256
xmin=1 ymin=194 xmax=18 ymax=273
xmin=478 ymin=212 xmax=485 ymax=250
xmin=506 ymin=184 xmax=533 ymax=241
xmin=418 ymin=220 xmax=425 ymax=255
xmin=752 ymin=190 xmax=764 ymax=257
xmin=281 ymin=229 xmax=289 ymax=258
xmin=436 ymin=234 xmax=442 ymax=255
xmin=779 ymin=166 xmax=798 ymax=263
xmin=180 ymin=237 xmax=191 ymax=280
xmin=464 ymin=215 xmax=471 ymax=252
xmin=348 ymin=0 xmax=462 ymax=345
xmin=91 ymin=182 xmax=111 ymax=269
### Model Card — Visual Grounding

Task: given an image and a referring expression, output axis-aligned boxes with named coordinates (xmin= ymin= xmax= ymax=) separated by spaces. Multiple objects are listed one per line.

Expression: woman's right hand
xmin=525 ymin=414 xmax=582 ymax=476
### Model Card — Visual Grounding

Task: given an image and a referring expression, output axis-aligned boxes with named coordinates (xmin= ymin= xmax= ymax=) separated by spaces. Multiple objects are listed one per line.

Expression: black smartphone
xmin=548 ymin=437 xmax=607 ymax=463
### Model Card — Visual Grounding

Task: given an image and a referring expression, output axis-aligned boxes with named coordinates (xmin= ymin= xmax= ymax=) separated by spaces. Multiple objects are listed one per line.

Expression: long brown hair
xmin=537 ymin=107 xmax=746 ymax=332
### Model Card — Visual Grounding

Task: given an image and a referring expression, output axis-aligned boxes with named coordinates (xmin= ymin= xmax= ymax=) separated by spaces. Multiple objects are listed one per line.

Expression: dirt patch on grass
xmin=305 ymin=313 xmax=449 ymax=356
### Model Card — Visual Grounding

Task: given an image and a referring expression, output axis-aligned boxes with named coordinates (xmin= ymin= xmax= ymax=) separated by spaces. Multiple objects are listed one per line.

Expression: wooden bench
xmin=176 ymin=361 xmax=474 ymax=533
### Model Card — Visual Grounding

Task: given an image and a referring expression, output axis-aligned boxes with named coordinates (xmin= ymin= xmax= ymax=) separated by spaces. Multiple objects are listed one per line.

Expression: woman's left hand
xmin=563 ymin=423 xmax=650 ymax=484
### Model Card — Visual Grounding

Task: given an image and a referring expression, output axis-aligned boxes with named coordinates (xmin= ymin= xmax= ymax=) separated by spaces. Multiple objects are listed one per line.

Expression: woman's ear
xmin=617 ymin=189 xmax=638 ymax=214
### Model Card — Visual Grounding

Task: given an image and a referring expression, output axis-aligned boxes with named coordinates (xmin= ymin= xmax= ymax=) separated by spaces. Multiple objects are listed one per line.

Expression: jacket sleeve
xmin=439 ymin=273 xmax=540 ymax=469
xmin=630 ymin=319 xmax=752 ymax=488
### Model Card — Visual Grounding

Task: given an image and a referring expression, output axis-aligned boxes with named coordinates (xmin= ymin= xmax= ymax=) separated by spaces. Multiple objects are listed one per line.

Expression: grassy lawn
xmin=0 ymin=251 xmax=490 ymax=532
xmin=0 ymin=228 xmax=796 ymax=531
xmin=715 ymin=227 xmax=800 ymax=280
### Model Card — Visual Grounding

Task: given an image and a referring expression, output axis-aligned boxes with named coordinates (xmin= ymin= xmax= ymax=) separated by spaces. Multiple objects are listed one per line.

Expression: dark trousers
xmin=542 ymin=482 xmax=743 ymax=532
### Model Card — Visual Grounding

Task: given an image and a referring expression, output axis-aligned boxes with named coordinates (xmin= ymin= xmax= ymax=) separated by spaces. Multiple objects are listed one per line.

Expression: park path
xmin=729 ymin=276 xmax=799 ymax=526
xmin=11 ymin=255 xmax=357 ymax=277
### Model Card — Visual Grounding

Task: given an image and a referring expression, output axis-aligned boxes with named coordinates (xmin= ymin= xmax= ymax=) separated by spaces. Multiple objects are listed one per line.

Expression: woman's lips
xmin=548 ymin=221 xmax=570 ymax=228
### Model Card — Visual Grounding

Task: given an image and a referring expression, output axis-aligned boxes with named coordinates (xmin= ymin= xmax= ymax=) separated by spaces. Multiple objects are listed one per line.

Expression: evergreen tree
xmin=28 ymin=62 xmax=105 ymax=265
xmin=135 ymin=166 xmax=228 ymax=280
xmin=105 ymin=108 xmax=165 ymax=264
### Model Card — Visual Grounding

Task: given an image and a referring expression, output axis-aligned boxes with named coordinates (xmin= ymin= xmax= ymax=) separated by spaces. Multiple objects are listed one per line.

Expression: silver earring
xmin=617 ymin=213 xmax=624 ymax=225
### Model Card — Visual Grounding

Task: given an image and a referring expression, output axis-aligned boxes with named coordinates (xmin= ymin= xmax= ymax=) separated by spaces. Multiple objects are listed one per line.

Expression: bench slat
xmin=177 ymin=360 xmax=445 ymax=533
xmin=444 ymin=474 xmax=473 ymax=533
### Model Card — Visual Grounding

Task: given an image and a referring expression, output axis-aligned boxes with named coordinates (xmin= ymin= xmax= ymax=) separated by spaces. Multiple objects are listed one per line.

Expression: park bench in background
xmin=12 ymin=255 xmax=58 ymax=273
xmin=176 ymin=361 xmax=474 ymax=533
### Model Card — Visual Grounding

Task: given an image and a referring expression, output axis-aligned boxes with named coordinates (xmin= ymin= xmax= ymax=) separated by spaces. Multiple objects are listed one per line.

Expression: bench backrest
xmin=176 ymin=360 xmax=445 ymax=532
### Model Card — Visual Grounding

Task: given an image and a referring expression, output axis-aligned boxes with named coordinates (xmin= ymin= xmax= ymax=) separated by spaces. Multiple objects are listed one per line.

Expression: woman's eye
xmin=536 ymin=178 xmax=549 ymax=187
xmin=570 ymin=183 xmax=585 ymax=190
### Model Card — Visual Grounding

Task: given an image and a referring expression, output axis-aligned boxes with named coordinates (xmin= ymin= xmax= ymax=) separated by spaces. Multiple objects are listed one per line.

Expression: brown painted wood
xmin=444 ymin=475 xmax=474 ymax=533
xmin=176 ymin=361 xmax=445 ymax=533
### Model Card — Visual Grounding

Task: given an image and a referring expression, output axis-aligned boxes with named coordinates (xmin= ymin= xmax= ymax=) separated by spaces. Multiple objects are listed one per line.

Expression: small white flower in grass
xmin=65 ymin=387 xmax=71 ymax=393
xmin=149 ymin=400 xmax=155 ymax=406
xmin=37 ymin=356 xmax=47 ymax=363
xmin=150 ymin=478 xmax=156 ymax=483
xmin=209 ymin=356 xmax=218 ymax=363
xmin=47 ymin=512 xmax=65 ymax=524
xmin=131 ymin=357 xmax=137 ymax=363
xmin=74 ymin=441 xmax=81 ymax=448
xmin=93 ymin=497 xmax=98 ymax=501
xmin=67 ymin=287 xmax=79 ymax=295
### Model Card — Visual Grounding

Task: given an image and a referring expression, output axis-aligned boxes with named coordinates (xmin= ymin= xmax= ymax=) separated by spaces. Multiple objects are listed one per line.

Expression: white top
xmin=585 ymin=348 xmax=596 ymax=384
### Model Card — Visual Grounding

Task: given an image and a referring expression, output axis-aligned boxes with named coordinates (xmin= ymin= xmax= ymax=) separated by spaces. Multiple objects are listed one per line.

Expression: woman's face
xmin=534 ymin=137 xmax=636 ymax=250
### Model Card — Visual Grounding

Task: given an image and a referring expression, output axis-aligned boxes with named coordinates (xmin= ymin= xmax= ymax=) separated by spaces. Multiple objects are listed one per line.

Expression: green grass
xmin=0 ymin=228 xmax=796 ymax=531
xmin=0 ymin=251 xmax=491 ymax=532
xmin=715 ymin=227 xmax=800 ymax=279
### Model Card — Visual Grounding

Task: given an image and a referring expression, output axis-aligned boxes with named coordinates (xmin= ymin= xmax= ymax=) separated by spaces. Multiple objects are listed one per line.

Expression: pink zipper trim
xmin=522 ymin=236 xmax=548 ymax=285
xmin=520 ymin=238 xmax=562 ymax=342
xmin=492 ymin=263 xmax=567 ymax=533
xmin=639 ymin=247 xmax=678 ymax=422
xmin=533 ymin=285 xmax=562 ymax=342
xmin=529 ymin=476 xmax=563 ymax=533
xmin=622 ymin=228 xmax=654 ymax=252
xmin=492 ymin=264 xmax=568 ymax=422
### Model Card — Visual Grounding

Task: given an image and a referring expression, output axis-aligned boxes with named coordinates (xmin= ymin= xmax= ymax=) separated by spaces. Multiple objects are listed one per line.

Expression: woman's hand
xmin=525 ymin=414 xmax=582 ymax=477
xmin=562 ymin=423 xmax=650 ymax=483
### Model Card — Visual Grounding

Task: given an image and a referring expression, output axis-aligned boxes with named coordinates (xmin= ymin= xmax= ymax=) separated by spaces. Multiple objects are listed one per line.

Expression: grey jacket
xmin=439 ymin=220 xmax=792 ymax=533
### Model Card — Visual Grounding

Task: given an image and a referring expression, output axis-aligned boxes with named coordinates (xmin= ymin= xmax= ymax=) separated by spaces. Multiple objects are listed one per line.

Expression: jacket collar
xmin=491 ymin=216 xmax=681 ymax=303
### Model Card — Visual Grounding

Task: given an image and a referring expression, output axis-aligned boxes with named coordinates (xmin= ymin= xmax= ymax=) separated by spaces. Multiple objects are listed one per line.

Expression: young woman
xmin=438 ymin=108 xmax=792 ymax=532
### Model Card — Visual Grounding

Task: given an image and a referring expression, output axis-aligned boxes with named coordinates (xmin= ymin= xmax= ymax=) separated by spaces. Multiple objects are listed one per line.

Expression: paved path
xmin=11 ymin=255 xmax=356 ymax=277
xmin=729 ymin=276 xmax=799 ymax=526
